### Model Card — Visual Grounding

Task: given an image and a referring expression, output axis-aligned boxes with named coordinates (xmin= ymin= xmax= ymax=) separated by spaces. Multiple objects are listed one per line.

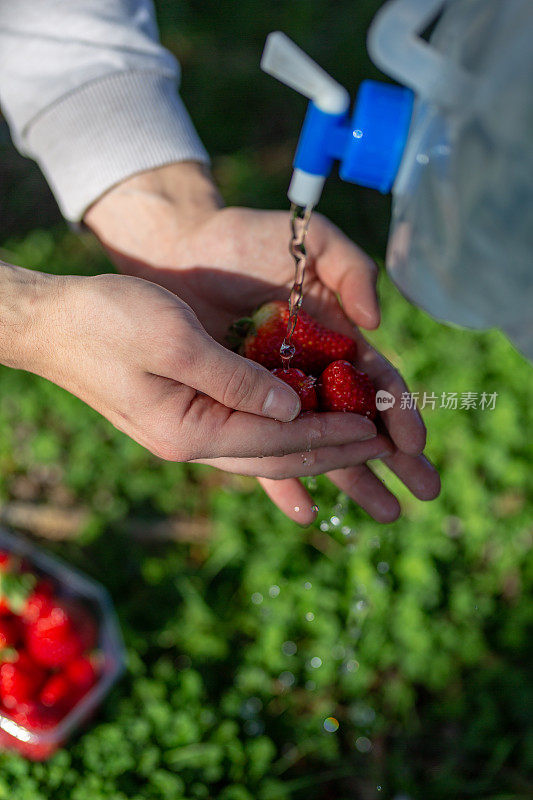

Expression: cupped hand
xmin=85 ymin=163 xmax=440 ymax=522
xmin=25 ymin=271 xmax=377 ymax=465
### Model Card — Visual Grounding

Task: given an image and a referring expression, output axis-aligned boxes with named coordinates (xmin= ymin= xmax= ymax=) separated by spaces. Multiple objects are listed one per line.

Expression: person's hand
xmin=1 ymin=265 xmax=379 ymax=465
xmin=85 ymin=163 xmax=440 ymax=523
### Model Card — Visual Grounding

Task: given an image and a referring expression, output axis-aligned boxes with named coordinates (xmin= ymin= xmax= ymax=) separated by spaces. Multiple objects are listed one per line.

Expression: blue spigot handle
xmin=261 ymin=33 xmax=415 ymax=207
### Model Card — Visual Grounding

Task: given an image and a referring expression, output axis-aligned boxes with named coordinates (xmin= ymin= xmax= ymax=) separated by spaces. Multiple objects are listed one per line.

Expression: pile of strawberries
xmin=0 ymin=550 xmax=99 ymax=737
xmin=230 ymin=301 xmax=376 ymax=418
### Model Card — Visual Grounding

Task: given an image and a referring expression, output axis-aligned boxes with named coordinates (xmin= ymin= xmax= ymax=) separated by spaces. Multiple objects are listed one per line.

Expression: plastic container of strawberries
xmin=0 ymin=527 xmax=125 ymax=760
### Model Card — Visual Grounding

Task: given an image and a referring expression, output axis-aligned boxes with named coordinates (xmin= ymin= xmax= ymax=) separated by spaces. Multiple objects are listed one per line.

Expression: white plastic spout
xmin=367 ymin=0 xmax=475 ymax=108
xmin=261 ymin=31 xmax=349 ymax=115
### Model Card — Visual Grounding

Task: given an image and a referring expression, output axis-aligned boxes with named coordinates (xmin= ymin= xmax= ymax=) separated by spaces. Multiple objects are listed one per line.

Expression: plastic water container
xmin=261 ymin=0 xmax=533 ymax=359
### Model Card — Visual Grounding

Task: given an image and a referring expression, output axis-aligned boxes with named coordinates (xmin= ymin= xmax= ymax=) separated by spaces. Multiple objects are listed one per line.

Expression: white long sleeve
xmin=0 ymin=0 xmax=209 ymax=221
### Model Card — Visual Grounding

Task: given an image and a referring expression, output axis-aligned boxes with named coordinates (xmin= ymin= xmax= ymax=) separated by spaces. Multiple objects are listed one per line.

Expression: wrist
xmin=0 ymin=262 xmax=58 ymax=372
xmin=84 ymin=161 xmax=223 ymax=274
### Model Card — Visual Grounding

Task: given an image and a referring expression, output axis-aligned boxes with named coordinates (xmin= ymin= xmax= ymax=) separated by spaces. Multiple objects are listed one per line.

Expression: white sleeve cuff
xmin=23 ymin=69 xmax=210 ymax=221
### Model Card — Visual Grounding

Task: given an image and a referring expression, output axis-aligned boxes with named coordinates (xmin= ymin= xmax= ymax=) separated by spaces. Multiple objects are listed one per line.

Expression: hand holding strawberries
xmin=1 ymin=266 xmax=377 ymax=466
xmin=85 ymin=163 xmax=440 ymax=523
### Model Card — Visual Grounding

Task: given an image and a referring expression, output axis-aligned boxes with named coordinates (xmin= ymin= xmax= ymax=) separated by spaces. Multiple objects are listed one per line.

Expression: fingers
xmin=161 ymin=315 xmax=302 ymax=422
xmin=298 ymin=304 xmax=427 ymax=457
xmin=382 ymin=451 xmax=441 ymax=500
xmin=327 ymin=464 xmax=402 ymax=523
xmin=182 ymin=400 xmax=378 ymax=460
xmin=146 ymin=375 xmax=378 ymax=461
xmin=258 ymin=478 xmax=317 ymax=525
xmin=311 ymin=215 xmax=380 ymax=330
xmin=327 ymin=448 xmax=440 ymax=522
xmin=354 ymin=334 xmax=427 ymax=455
xmin=192 ymin=434 xmax=393 ymax=479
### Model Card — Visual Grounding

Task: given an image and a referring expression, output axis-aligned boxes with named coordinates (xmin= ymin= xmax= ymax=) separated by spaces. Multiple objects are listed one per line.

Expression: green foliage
xmin=0 ymin=1 xmax=532 ymax=798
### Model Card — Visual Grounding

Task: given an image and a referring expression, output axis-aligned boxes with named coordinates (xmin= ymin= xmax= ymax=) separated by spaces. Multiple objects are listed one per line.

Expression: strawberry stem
xmin=226 ymin=317 xmax=254 ymax=351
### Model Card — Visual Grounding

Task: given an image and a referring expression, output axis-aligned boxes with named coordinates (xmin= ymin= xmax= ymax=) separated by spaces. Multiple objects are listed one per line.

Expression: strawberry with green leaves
xmin=230 ymin=301 xmax=357 ymax=373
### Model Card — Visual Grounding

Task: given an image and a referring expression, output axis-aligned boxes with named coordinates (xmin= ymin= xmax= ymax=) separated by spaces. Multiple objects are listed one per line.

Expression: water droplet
xmin=310 ymin=656 xmax=322 ymax=669
xmin=311 ymin=504 xmax=319 ymax=514
xmin=355 ymin=735 xmax=372 ymax=753
xmin=319 ymin=521 xmax=330 ymax=532
xmin=305 ymin=611 xmax=315 ymax=621
xmin=240 ymin=697 xmax=263 ymax=718
xmin=377 ymin=785 xmax=383 ymax=792
xmin=344 ymin=659 xmax=359 ymax=673
xmin=377 ymin=561 xmax=389 ymax=574
xmin=306 ymin=476 xmax=317 ymax=490
xmin=356 ymin=599 xmax=368 ymax=611
xmin=244 ymin=719 xmax=264 ymax=736
xmin=323 ymin=716 xmax=339 ymax=733
xmin=279 ymin=341 xmax=296 ymax=369
xmin=301 ymin=455 xmax=307 ymax=464
xmin=280 ymin=342 xmax=296 ymax=358
xmin=251 ymin=592 xmax=263 ymax=605
xmin=294 ymin=506 xmax=300 ymax=512
xmin=279 ymin=670 xmax=295 ymax=688
xmin=304 ymin=581 xmax=312 ymax=590
xmin=341 ymin=525 xmax=352 ymax=536
xmin=282 ymin=640 xmax=297 ymax=656
xmin=269 ymin=584 xmax=280 ymax=598
xmin=330 ymin=515 xmax=341 ymax=527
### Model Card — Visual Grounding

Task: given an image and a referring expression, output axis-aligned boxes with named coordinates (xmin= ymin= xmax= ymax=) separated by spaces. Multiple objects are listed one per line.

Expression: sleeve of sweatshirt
xmin=0 ymin=0 xmax=210 ymax=221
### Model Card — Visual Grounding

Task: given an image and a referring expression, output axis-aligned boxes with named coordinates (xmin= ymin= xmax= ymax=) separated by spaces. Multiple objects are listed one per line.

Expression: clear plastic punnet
xmin=0 ymin=527 xmax=125 ymax=760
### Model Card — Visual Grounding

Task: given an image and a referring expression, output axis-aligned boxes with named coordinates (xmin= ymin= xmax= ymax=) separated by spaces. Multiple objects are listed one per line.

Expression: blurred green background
xmin=0 ymin=1 xmax=532 ymax=798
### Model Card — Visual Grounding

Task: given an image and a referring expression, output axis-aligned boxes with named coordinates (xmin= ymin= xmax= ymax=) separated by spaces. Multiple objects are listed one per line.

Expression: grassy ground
xmin=0 ymin=1 xmax=532 ymax=798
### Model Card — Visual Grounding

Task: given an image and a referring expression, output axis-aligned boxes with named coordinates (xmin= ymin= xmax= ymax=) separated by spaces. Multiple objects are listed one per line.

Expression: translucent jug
xmin=261 ymin=0 xmax=533 ymax=359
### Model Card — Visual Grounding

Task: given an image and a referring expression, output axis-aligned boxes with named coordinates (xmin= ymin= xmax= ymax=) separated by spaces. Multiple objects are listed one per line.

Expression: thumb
xmin=174 ymin=323 xmax=301 ymax=421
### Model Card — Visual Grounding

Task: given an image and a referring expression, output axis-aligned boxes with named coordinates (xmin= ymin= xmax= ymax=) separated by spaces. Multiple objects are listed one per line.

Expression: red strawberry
xmin=0 ymin=615 xmax=20 ymax=649
xmin=0 ymin=653 xmax=45 ymax=709
xmin=26 ymin=626 xmax=84 ymax=669
xmin=66 ymin=656 xmax=98 ymax=700
xmin=25 ymin=600 xmax=96 ymax=668
xmin=22 ymin=580 xmax=56 ymax=624
xmin=7 ymin=700 xmax=61 ymax=760
xmin=231 ymin=301 xmax=357 ymax=373
xmin=63 ymin=600 xmax=98 ymax=653
xmin=318 ymin=360 xmax=376 ymax=418
xmin=271 ymin=368 xmax=318 ymax=412
xmin=25 ymin=606 xmax=83 ymax=669
xmin=39 ymin=673 xmax=72 ymax=709
xmin=11 ymin=700 xmax=60 ymax=731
